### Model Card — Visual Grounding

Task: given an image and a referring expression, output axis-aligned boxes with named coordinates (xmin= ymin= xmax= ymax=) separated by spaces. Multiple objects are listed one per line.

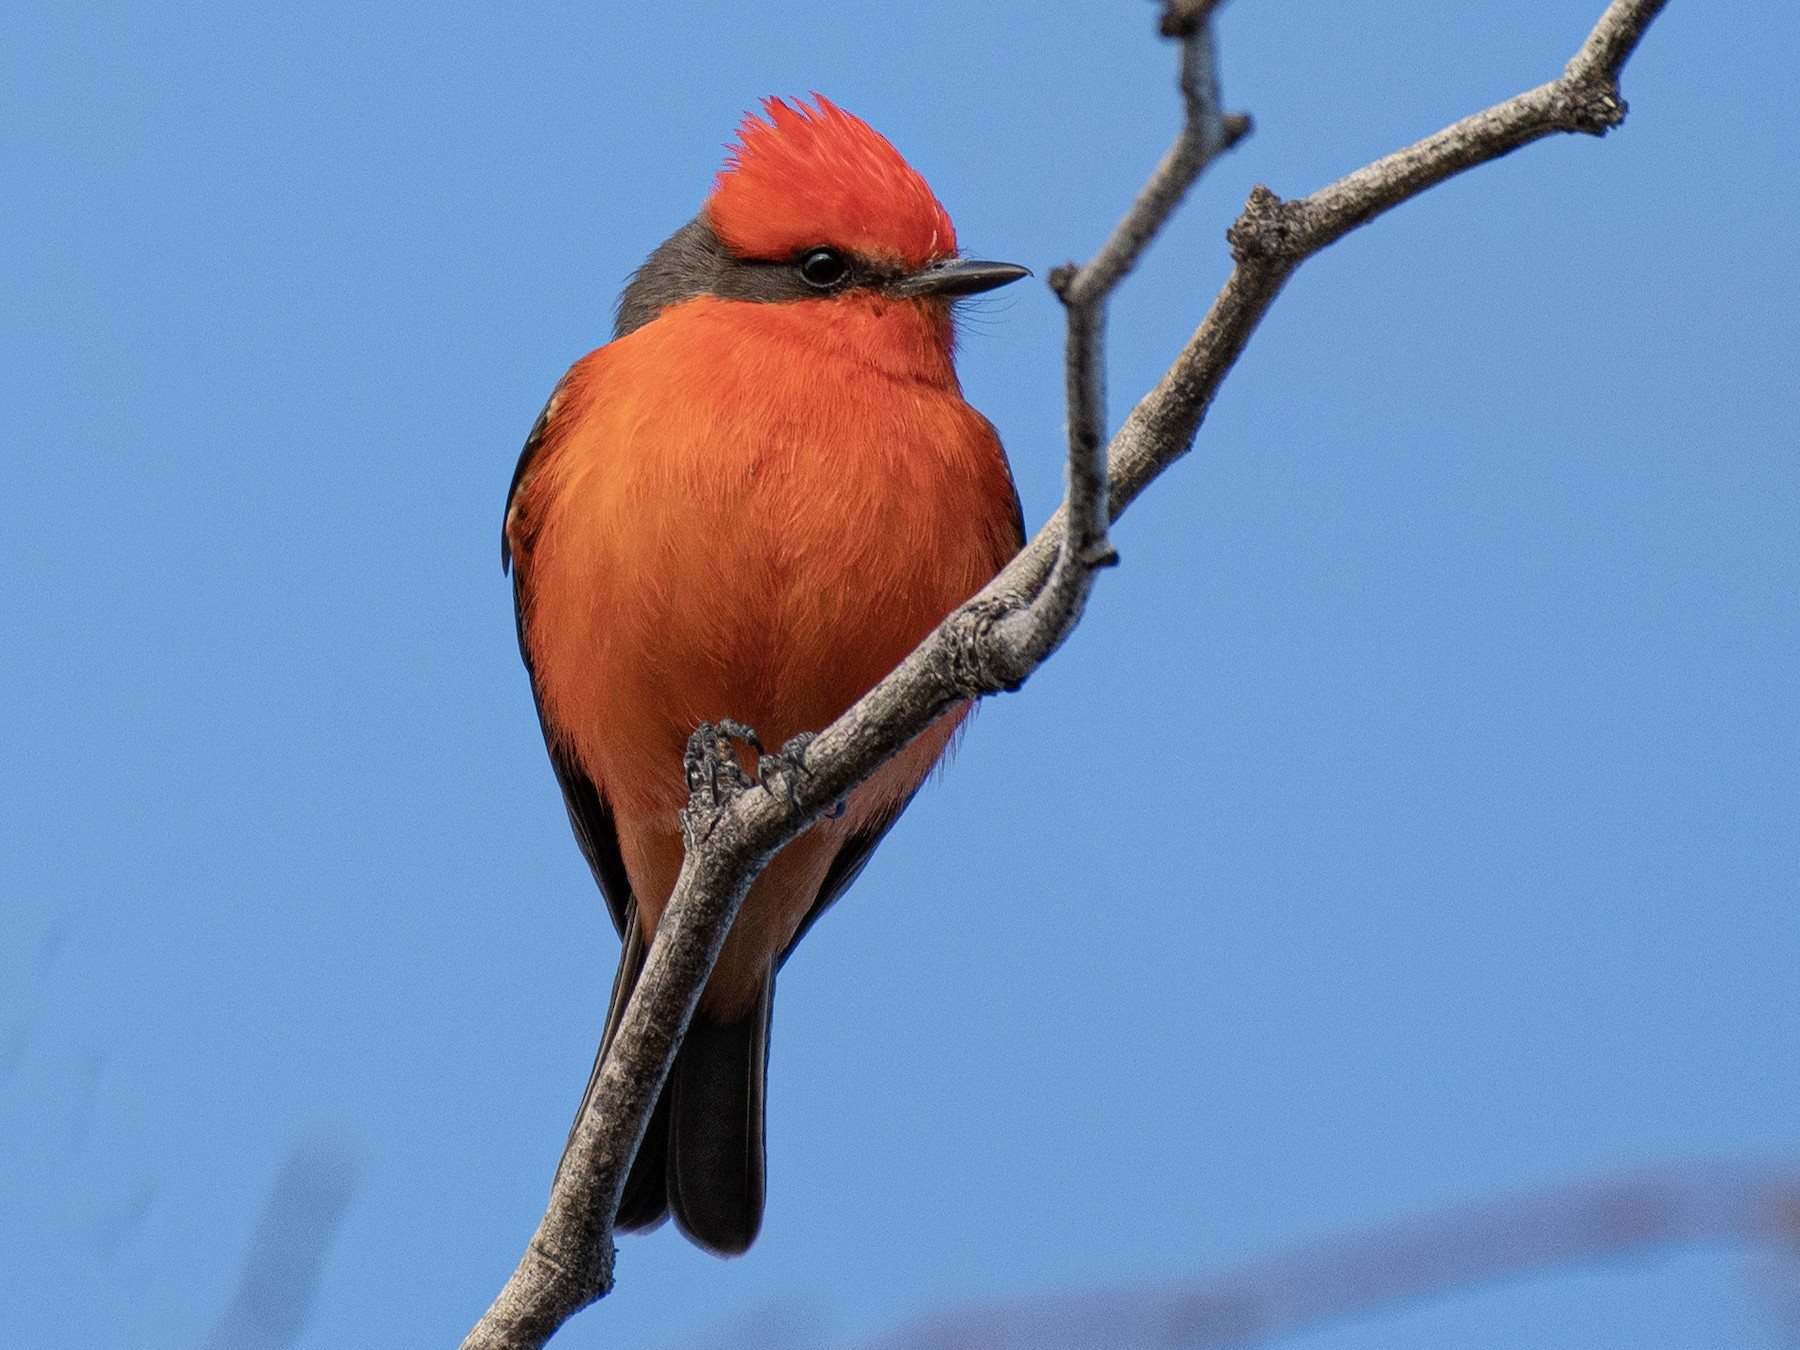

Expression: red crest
xmin=706 ymin=96 xmax=957 ymax=270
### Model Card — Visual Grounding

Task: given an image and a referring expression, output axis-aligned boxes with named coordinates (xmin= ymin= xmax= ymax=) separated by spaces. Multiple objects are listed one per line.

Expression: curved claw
xmin=684 ymin=720 xmax=757 ymax=806
xmin=755 ymin=731 xmax=816 ymax=807
xmin=757 ymin=732 xmax=849 ymax=818
xmin=685 ymin=722 xmax=845 ymax=818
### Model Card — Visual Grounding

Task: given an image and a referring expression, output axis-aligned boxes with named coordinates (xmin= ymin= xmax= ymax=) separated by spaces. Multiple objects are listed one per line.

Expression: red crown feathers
xmin=706 ymin=96 xmax=957 ymax=270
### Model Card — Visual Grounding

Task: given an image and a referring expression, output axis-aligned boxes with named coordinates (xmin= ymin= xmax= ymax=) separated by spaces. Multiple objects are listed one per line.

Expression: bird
xmin=502 ymin=95 xmax=1027 ymax=1256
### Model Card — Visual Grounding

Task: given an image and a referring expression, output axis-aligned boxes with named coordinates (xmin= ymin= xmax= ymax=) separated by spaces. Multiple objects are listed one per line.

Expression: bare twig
xmin=1025 ymin=10 xmax=1247 ymax=668
xmin=463 ymin=1 xmax=1670 ymax=1344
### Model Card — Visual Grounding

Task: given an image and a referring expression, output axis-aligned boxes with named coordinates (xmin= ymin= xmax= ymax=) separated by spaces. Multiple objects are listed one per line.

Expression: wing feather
xmin=505 ymin=380 xmax=634 ymax=939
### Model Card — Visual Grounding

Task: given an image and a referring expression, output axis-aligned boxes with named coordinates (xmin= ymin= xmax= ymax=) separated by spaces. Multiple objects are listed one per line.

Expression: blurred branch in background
xmin=202 ymin=1137 xmax=357 ymax=1350
xmin=663 ymin=1162 xmax=1800 ymax=1350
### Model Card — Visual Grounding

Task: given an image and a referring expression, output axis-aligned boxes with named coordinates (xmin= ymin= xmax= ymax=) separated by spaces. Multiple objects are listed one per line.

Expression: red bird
xmin=503 ymin=96 xmax=1026 ymax=1255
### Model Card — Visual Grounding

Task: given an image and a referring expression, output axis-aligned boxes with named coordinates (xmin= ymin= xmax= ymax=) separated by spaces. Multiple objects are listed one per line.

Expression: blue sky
xmin=3 ymin=1 xmax=1796 ymax=1347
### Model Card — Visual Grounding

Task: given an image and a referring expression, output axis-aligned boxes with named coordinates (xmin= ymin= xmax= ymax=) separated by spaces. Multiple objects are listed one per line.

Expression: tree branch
xmin=462 ymin=1 xmax=1670 ymax=1344
xmin=1025 ymin=8 xmax=1248 ymax=668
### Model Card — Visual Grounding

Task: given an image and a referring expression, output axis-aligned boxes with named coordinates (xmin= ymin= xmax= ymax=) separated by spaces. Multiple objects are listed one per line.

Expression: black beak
xmin=891 ymin=258 xmax=1031 ymax=299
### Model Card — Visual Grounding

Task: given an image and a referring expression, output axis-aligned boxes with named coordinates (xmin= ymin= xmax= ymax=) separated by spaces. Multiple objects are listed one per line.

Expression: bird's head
xmin=614 ymin=96 xmax=1028 ymax=338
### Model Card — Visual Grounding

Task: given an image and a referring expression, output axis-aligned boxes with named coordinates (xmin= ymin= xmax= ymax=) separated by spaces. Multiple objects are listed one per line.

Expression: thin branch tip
xmin=1159 ymin=0 xmax=1224 ymax=39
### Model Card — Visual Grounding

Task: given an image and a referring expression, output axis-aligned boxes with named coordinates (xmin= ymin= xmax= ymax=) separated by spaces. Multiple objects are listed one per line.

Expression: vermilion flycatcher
xmin=503 ymin=96 xmax=1026 ymax=1255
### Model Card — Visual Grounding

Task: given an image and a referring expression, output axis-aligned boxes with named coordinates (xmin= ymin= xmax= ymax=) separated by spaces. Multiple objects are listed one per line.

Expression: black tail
xmin=664 ymin=984 xmax=770 ymax=1254
xmin=560 ymin=913 xmax=771 ymax=1256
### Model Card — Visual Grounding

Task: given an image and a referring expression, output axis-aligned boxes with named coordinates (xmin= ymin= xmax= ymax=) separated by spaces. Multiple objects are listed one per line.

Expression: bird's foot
xmin=755 ymin=731 xmax=814 ymax=806
xmin=685 ymin=722 xmax=847 ymax=822
xmin=683 ymin=719 xmax=761 ymax=809
xmin=756 ymin=731 xmax=847 ymax=819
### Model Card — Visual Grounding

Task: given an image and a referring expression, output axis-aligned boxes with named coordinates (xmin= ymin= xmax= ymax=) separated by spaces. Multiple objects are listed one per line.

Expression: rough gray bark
xmin=462 ymin=2 xmax=1671 ymax=1344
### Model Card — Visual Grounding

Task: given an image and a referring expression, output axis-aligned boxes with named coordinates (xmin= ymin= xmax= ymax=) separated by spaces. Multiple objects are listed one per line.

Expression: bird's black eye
xmin=799 ymin=248 xmax=848 ymax=289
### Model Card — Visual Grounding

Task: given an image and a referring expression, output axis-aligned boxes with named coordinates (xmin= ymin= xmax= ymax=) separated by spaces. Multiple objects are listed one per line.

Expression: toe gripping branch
xmin=683 ymin=719 xmax=759 ymax=810
xmin=681 ymin=721 xmax=842 ymax=828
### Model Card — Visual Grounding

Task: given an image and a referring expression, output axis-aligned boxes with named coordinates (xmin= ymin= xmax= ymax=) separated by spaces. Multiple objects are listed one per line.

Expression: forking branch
xmin=463 ymin=2 xmax=1671 ymax=1344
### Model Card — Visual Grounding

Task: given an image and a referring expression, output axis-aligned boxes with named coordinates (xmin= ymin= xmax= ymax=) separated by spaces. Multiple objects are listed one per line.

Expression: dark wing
xmin=505 ymin=379 xmax=635 ymax=940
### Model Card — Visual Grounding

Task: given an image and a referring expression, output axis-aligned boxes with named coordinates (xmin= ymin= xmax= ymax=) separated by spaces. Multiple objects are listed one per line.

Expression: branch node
xmin=1221 ymin=111 xmax=1253 ymax=147
xmin=1226 ymin=184 xmax=1308 ymax=264
xmin=526 ymin=1232 xmax=615 ymax=1305
xmin=1047 ymin=262 xmax=1080 ymax=300
xmin=1080 ymin=541 xmax=1121 ymax=568
xmin=1563 ymin=78 xmax=1628 ymax=135
xmin=944 ymin=594 xmax=1031 ymax=696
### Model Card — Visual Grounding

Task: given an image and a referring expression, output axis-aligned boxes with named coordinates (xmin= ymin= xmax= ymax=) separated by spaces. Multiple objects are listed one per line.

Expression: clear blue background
xmin=3 ymin=0 xmax=1795 ymax=1346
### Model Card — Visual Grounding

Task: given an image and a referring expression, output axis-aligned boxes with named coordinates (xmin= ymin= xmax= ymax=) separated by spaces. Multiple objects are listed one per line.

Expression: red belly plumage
xmin=515 ymin=291 xmax=1021 ymax=1013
